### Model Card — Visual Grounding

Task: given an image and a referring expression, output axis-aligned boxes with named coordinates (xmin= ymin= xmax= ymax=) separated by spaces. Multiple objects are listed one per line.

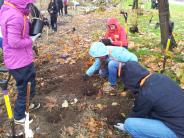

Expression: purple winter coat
xmin=0 ymin=0 xmax=35 ymax=69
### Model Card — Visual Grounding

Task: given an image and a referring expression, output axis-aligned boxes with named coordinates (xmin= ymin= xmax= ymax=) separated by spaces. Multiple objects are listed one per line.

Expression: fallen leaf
xmin=66 ymin=127 xmax=74 ymax=136
xmin=62 ymin=100 xmax=69 ymax=108
xmin=44 ymin=96 xmax=59 ymax=112
xmin=120 ymin=92 xmax=127 ymax=97
xmin=112 ymin=102 xmax=118 ymax=106
xmin=74 ymin=98 xmax=78 ymax=104
xmin=121 ymin=113 xmax=126 ymax=118
xmin=96 ymin=104 xmax=103 ymax=110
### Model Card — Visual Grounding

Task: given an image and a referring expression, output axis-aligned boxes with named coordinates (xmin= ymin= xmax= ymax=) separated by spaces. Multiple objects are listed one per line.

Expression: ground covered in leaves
xmin=0 ymin=1 xmax=184 ymax=138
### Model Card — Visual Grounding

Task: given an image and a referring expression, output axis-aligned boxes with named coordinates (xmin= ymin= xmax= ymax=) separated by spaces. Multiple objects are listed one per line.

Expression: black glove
xmin=82 ymin=74 xmax=89 ymax=81
xmin=100 ymin=39 xmax=112 ymax=46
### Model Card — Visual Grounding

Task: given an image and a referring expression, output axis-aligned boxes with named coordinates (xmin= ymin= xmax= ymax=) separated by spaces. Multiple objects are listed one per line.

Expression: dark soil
xmin=0 ymin=8 xmax=133 ymax=138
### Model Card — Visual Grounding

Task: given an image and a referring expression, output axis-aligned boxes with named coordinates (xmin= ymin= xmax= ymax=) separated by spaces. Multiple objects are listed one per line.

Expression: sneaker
xmin=103 ymin=82 xmax=116 ymax=93
xmin=29 ymin=102 xmax=40 ymax=111
xmin=14 ymin=117 xmax=33 ymax=125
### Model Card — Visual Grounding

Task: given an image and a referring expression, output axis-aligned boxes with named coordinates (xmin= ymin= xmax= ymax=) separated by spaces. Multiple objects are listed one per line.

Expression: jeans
xmin=9 ymin=63 xmax=36 ymax=120
xmin=64 ymin=5 xmax=68 ymax=15
xmin=99 ymin=60 xmax=119 ymax=85
xmin=124 ymin=118 xmax=178 ymax=138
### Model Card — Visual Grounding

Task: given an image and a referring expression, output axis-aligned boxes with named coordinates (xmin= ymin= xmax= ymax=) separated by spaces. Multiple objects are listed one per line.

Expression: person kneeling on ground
xmin=101 ymin=18 xmax=128 ymax=48
xmin=0 ymin=0 xmax=41 ymax=125
xmin=114 ymin=61 xmax=184 ymax=138
xmin=48 ymin=0 xmax=58 ymax=32
xmin=83 ymin=42 xmax=138 ymax=94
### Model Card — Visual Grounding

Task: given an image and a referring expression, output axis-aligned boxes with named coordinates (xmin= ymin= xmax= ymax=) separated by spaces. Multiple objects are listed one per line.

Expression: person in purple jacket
xmin=0 ymin=0 xmax=40 ymax=125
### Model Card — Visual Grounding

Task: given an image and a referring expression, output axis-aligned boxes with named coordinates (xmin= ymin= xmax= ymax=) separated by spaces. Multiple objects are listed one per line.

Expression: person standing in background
xmin=48 ymin=0 xmax=58 ymax=32
xmin=63 ymin=0 xmax=68 ymax=15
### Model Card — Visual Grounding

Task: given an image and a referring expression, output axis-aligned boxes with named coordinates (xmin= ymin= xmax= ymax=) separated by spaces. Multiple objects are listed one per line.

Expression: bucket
xmin=29 ymin=18 xmax=44 ymax=36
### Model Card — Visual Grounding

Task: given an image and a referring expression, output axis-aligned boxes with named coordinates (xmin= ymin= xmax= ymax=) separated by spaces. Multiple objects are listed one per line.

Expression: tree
xmin=158 ymin=0 xmax=176 ymax=50
xmin=132 ymin=0 xmax=138 ymax=9
xmin=158 ymin=0 xmax=170 ymax=49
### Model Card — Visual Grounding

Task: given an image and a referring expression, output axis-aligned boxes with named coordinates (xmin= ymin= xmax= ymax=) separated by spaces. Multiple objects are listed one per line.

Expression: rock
xmin=112 ymin=102 xmax=118 ymax=106
xmin=62 ymin=100 xmax=69 ymax=108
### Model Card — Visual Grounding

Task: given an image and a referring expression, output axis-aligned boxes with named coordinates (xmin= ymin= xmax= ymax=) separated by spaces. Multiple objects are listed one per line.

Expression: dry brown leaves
xmin=43 ymin=96 xmax=59 ymax=112
xmin=95 ymin=103 xmax=107 ymax=110
xmin=141 ymin=55 xmax=161 ymax=71
xmin=82 ymin=117 xmax=105 ymax=134
xmin=172 ymin=63 xmax=184 ymax=88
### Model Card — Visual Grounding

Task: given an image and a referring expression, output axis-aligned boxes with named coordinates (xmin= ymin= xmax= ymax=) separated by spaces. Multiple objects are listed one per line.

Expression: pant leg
xmin=50 ymin=15 xmax=55 ymax=30
xmin=9 ymin=63 xmax=36 ymax=120
xmin=108 ymin=60 xmax=119 ymax=86
xmin=64 ymin=5 xmax=68 ymax=15
xmin=53 ymin=14 xmax=58 ymax=31
xmin=124 ymin=118 xmax=178 ymax=138
xmin=61 ymin=6 xmax=63 ymax=15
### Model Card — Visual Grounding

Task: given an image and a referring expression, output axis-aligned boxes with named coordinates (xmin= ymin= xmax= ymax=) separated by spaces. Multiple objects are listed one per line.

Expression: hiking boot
xmin=14 ymin=117 xmax=33 ymax=125
xmin=29 ymin=102 xmax=40 ymax=111
xmin=103 ymin=82 xmax=116 ymax=93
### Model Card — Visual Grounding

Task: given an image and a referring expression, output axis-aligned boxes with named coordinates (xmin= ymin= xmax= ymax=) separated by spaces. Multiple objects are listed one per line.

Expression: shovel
xmin=25 ymin=82 xmax=34 ymax=138
xmin=60 ymin=27 xmax=76 ymax=35
xmin=0 ymin=69 xmax=24 ymax=138
xmin=120 ymin=11 xmax=128 ymax=34
xmin=146 ymin=15 xmax=153 ymax=33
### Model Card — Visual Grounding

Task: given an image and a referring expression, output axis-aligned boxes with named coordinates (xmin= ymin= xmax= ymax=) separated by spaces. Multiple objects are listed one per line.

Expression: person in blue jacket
xmin=114 ymin=61 xmax=184 ymax=138
xmin=0 ymin=26 xmax=2 ymax=48
xmin=0 ymin=0 xmax=4 ymax=9
xmin=83 ymin=42 xmax=138 ymax=92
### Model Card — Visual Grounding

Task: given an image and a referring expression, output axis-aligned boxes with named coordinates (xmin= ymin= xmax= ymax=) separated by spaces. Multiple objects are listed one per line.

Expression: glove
xmin=100 ymin=38 xmax=112 ymax=46
xmin=109 ymin=38 xmax=113 ymax=44
xmin=114 ymin=123 xmax=125 ymax=132
xmin=82 ymin=74 xmax=89 ymax=81
xmin=30 ymin=33 xmax=41 ymax=42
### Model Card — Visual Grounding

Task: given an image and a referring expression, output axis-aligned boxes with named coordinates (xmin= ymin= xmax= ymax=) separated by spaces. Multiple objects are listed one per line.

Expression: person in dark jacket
xmin=48 ymin=0 xmax=58 ymax=32
xmin=114 ymin=61 xmax=184 ymax=138
xmin=55 ymin=0 xmax=63 ymax=15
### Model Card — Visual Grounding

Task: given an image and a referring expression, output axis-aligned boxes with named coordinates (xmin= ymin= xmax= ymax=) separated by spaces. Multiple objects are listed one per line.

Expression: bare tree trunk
xmin=158 ymin=0 xmax=170 ymax=49
xmin=132 ymin=0 xmax=138 ymax=9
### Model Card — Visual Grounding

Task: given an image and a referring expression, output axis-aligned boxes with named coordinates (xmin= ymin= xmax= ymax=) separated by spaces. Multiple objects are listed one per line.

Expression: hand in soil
xmin=114 ymin=123 xmax=125 ymax=132
xmin=81 ymin=74 xmax=89 ymax=81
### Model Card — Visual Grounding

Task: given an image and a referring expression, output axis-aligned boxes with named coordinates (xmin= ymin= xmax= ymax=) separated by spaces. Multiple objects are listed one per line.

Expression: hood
xmin=107 ymin=17 xmax=121 ymax=32
xmin=122 ymin=61 xmax=149 ymax=93
xmin=5 ymin=0 xmax=35 ymax=14
xmin=89 ymin=42 xmax=108 ymax=58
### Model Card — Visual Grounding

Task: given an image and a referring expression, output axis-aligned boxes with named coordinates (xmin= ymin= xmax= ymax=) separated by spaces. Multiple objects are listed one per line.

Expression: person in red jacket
xmin=102 ymin=18 xmax=128 ymax=49
xmin=63 ymin=0 xmax=68 ymax=15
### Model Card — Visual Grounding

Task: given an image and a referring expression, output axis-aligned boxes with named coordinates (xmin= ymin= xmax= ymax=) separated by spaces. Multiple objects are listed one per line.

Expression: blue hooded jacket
xmin=86 ymin=42 xmax=138 ymax=76
xmin=122 ymin=61 xmax=184 ymax=138
xmin=0 ymin=0 xmax=3 ymax=9
xmin=0 ymin=26 xmax=2 ymax=48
